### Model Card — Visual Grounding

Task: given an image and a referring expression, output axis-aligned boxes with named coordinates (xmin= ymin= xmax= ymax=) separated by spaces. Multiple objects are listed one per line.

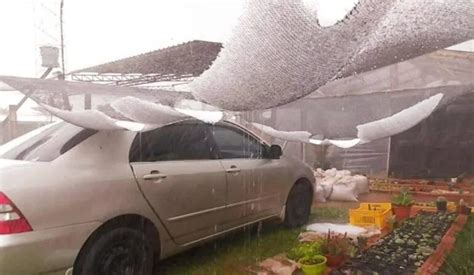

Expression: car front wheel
xmin=284 ymin=180 xmax=313 ymax=228
xmin=74 ymin=227 xmax=154 ymax=275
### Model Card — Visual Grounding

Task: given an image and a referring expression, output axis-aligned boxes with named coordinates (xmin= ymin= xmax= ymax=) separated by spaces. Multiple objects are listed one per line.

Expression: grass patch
xmin=156 ymin=222 xmax=301 ymax=275
xmin=439 ymin=215 xmax=474 ymax=275
xmin=156 ymin=207 xmax=347 ymax=274
xmin=309 ymin=206 xmax=348 ymax=222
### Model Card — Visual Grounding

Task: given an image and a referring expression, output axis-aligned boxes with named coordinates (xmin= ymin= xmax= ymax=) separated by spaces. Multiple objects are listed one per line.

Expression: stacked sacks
xmin=313 ymin=168 xmax=369 ymax=202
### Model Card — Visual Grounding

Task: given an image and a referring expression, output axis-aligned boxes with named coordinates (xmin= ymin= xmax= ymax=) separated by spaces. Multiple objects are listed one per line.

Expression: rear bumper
xmin=0 ymin=222 xmax=101 ymax=274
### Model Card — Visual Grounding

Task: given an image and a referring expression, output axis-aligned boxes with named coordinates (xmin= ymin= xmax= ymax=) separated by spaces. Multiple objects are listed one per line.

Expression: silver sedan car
xmin=0 ymin=119 xmax=314 ymax=275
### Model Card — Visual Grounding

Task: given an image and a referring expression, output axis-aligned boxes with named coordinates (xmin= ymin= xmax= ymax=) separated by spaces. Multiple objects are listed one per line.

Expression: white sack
xmin=353 ymin=175 xmax=370 ymax=194
xmin=336 ymin=170 xmax=352 ymax=177
xmin=325 ymin=168 xmax=338 ymax=178
xmin=329 ymin=182 xmax=358 ymax=202
xmin=337 ymin=175 xmax=354 ymax=186
xmin=321 ymin=184 xmax=334 ymax=200
xmin=314 ymin=184 xmax=327 ymax=203
xmin=320 ymin=176 xmax=337 ymax=186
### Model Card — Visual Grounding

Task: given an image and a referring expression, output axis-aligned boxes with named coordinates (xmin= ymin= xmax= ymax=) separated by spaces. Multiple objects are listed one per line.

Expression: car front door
xmin=209 ymin=123 xmax=288 ymax=227
xmin=130 ymin=121 xmax=227 ymax=245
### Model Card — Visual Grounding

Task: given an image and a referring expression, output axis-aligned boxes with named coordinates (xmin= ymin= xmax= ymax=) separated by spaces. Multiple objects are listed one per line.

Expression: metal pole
xmin=60 ymin=0 xmax=66 ymax=75
xmin=59 ymin=0 xmax=72 ymax=110
xmin=386 ymin=136 xmax=392 ymax=179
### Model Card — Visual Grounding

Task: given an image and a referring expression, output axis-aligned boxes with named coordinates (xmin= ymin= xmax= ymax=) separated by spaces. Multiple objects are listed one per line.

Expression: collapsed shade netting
xmin=249 ymin=85 xmax=474 ymax=177
xmin=251 ymin=92 xmax=445 ymax=149
xmin=191 ymin=0 xmax=474 ymax=110
xmin=0 ymin=76 xmax=224 ymax=131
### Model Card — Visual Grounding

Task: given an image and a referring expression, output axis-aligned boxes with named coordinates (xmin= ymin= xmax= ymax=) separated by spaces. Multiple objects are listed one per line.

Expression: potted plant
xmin=436 ymin=196 xmax=447 ymax=212
xmin=321 ymin=231 xmax=355 ymax=268
xmin=299 ymin=255 xmax=327 ymax=275
xmin=391 ymin=188 xmax=414 ymax=220
xmin=287 ymin=241 xmax=323 ymax=262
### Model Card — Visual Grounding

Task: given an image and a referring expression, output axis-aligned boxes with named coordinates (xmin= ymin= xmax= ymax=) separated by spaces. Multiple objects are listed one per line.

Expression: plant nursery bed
xmin=369 ymin=178 xmax=472 ymax=193
xmin=331 ymin=212 xmax=458 ymax=275
xmin=371 ymin=178 xmax=472 ymax=188
xmin=369 ymin=183 xmax=473 ymax=204
xmin=371 ymin=191 xmax=474 ymax=206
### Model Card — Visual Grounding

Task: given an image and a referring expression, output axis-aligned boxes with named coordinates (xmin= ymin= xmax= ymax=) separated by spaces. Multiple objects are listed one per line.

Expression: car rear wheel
xmin=74 ymin=227 xmax=154 ymax=275
xmin=284 ymin=180 xmax=313 ymax=228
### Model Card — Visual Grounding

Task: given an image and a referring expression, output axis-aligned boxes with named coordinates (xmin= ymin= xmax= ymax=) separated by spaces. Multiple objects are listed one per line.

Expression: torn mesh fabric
xmin=191 ymin=0 xmax=473 ymax=110
xmin=251 ymin=93 xmax=445 ymax=148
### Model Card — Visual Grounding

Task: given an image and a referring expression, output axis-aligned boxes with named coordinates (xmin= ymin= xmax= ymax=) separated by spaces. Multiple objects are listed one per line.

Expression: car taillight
xmin=0 ymin=192 xmax=32 ymax=234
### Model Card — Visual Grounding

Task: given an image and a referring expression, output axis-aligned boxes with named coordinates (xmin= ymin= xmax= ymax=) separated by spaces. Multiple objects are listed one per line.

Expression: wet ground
xmin=155 ymin=192 xmax=454 ymax=274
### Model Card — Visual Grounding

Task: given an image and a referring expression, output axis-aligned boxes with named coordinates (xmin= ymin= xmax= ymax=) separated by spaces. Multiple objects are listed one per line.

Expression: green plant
xmin=413 ymin=214 xmax=423 ymax=227
xmin=287 ymin=240 xmax=323 ymax=261
xmin=321 ymin=231 xmax=356 ymax=257
xmin=392 ymin=188 xmax=414 ymax=206
xmin=440 ymin=216 xmax=474 ymax=275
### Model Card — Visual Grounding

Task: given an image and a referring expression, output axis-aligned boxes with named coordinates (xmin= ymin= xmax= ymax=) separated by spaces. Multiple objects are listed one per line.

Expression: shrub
xmin=287 ymin=240 xmax=323 ymax=261
xmin=321 ymin=231 xmax=357 ymax=257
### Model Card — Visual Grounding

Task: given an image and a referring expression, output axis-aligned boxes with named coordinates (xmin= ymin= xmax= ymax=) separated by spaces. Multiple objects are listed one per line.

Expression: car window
xmin=0 ymin=122 xmax=97 ymax=162
xmin=211 ymin=124 xmax=266 ymax=159
xmin=129 ymin=122 xmax=214 ymax=162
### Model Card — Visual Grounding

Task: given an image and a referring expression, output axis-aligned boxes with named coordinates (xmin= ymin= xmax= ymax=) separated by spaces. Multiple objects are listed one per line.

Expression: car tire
xmin=74 ymin=227 xmax=154 ymax=275
xmin=284 ymin=180 xmax=313 ymax=228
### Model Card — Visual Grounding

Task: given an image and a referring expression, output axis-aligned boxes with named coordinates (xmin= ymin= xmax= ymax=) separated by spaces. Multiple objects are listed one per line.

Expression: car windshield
xmin=0 ymin=122 xmax=97 ymax=162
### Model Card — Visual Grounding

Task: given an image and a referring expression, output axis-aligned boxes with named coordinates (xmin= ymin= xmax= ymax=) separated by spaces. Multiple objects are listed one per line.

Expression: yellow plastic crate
xmin=349 ymin=203 xmax=392 ymax=229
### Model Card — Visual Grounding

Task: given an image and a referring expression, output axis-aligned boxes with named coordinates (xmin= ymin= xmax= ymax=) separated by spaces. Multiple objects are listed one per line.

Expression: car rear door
xmin=129 ymin=121 xmax=227 ymax=245
xmin=209 ymin=123 xmax=288 ymax=227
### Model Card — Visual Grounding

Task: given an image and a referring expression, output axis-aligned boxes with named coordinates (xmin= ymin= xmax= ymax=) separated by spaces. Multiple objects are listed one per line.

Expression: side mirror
xmin=268 ymin=145 xmax=282 ymax=159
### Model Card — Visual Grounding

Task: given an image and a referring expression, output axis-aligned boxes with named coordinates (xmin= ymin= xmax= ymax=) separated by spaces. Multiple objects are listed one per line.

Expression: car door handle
xmin=226 ymin=166 xmax=241 ymax=173
xmin=143 ymin=171 xmax=167 ymax=180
